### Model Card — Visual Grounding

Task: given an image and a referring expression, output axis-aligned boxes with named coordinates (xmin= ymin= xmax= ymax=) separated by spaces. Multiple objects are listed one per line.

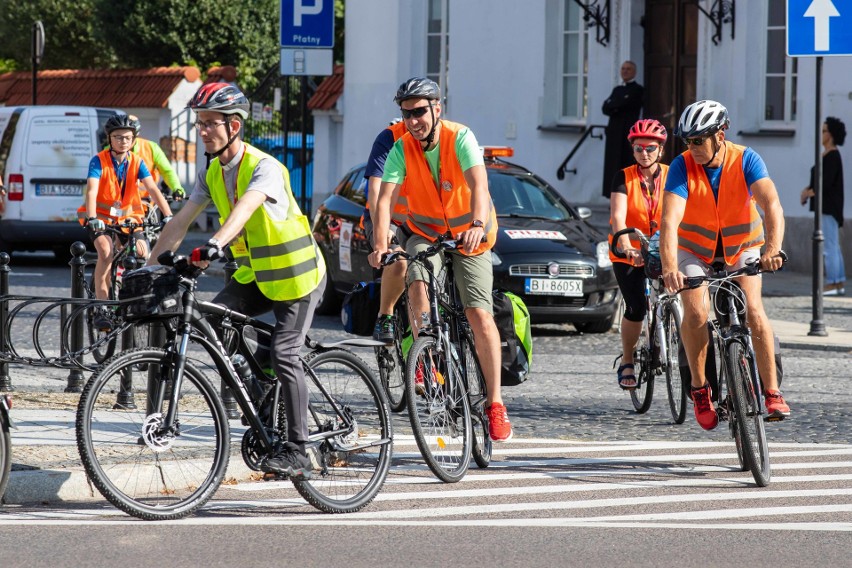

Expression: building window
xmin=558 ymin=0 xmax=589 ymax=121
xmin=764 ymin=0 xmax=797 ymax=123
xmin=427 ymin=0 xmax=449 ymax=107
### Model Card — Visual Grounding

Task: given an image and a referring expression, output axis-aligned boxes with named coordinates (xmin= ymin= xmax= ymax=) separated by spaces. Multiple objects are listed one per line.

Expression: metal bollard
xmin=65 ymin=242 xmax=88 ymax=393
xmin=113 ymin=323 xmax=137 ymax=410
xmin=0 ymin=252 xmax=12 ymax=391
xmin=221 ymin=253 xmax=240 ymax=419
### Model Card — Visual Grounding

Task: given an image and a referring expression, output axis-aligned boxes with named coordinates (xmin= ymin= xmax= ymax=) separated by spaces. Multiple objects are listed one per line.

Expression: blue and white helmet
xmin=674 ymin=100 xmax=730 ymax=139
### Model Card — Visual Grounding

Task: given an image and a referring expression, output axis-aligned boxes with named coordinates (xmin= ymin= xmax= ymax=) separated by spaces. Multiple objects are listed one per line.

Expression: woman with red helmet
xmin=608 ymin=118 xmax=669 ymax=390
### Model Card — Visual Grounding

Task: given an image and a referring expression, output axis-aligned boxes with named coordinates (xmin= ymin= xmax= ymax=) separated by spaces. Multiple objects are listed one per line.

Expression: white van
xmin=0 ymin=106 xmax=119 ymax=258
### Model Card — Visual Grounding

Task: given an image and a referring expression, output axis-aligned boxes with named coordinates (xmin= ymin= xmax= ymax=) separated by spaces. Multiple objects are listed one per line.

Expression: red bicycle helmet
xmin=627 ymin=119 xmax=667 ymax=143
xmin=187 ymin=82 xmax=249 ymax=119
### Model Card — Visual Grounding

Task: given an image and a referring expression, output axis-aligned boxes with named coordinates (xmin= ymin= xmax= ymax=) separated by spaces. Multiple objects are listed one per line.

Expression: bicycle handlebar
xmin=609 ymin=227 xmax=650 ymax=259
xmin=681 ymin=250 xmax=788 ymax=290
xmin=380 ymin=235 xmax=462 ymax=267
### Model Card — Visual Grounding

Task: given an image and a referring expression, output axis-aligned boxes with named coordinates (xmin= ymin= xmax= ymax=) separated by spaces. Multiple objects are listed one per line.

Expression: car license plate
xmin=525 ymin=278 xmax=583 ymax=297
xmin=35 ymin=184 xmax=83 ymax=196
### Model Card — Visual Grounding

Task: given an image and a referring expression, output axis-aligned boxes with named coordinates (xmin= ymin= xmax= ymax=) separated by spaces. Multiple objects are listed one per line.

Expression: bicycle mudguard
xmin=312 ymin=337 xmax=388 ymax=349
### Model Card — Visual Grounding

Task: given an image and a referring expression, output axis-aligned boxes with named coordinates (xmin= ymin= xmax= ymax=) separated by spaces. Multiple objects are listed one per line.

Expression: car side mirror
xmin=576 ymin=206 xmax=592 ymax=220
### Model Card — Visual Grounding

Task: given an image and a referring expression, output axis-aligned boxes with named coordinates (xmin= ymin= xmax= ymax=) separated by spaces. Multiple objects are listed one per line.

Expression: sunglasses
xmin=632 ymin=144 xmax=659 ymax=154
xmin=682 ymin=135 xmax=710 ymax=146
xmin=401 ymin=105 xmax=432 ymax=119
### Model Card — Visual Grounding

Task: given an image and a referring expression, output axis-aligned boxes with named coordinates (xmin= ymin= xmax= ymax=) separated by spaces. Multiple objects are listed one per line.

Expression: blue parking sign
xmin=788 ymin=0 xmax=852 ymax=56
xmin=280 ymin=0 xmax=335 ymax=48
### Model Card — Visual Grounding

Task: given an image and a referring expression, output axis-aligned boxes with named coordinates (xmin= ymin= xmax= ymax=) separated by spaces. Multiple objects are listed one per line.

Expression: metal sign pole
xmin=808 ymin=56 xmax=827 ymax=336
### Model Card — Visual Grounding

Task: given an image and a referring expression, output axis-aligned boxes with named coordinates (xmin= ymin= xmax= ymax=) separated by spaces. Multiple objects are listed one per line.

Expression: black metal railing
xmin=556 ymin=124 xmax=607 ymax=180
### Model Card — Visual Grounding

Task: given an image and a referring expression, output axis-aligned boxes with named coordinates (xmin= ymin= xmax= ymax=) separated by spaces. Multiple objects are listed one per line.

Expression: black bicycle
xmin=75 ymin=252 xmax=393 ymax=520
xmin=83 ymin=219 xmax=162 ymax=363
xmin=679 ymin=251 xmax=788 ymax=487
xmin=383 ymin=236 xmax=492 ymax=483
xmin=610 ymin=228 xmax=687 ymax=422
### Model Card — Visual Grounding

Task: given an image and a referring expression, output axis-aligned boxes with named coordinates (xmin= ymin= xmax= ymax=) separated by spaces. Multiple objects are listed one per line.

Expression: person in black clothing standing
xmin=801 ymin=116 xmax=846 ymax=295
xmin=602 ymin=61 xmax=644 ymax=199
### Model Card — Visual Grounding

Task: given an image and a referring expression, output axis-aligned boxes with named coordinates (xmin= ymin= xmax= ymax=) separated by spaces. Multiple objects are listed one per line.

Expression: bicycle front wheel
xmin=76 ymin=348 xmax=230 ymax=520
xmin=662 ymin=303 xmax=687 ymax=424
xmin=293 ymin=348 xmax=393 ymax=513
xmin=726 ymin=340 xmax=771 ymax=486
xmin=406 ymin=335 xmax=472 ymax=483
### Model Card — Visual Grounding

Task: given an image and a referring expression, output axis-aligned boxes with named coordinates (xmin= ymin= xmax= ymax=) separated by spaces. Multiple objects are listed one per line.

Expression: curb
xmin=3 ymin=457 xmax=258 ymax=505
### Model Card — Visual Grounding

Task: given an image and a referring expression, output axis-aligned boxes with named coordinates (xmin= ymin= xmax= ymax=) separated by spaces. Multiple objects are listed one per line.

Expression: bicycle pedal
xmin=764 ymin=415 xmax=786 ymax=422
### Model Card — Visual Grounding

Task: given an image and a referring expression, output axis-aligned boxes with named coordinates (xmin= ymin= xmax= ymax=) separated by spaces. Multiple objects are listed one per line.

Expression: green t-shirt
xmin=381 ymin=125 xmax=484 ymax=186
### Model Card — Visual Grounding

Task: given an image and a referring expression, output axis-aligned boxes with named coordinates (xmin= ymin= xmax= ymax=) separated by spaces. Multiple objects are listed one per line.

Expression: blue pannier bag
xmin=341 ymin=281 xmax=381 ymax=336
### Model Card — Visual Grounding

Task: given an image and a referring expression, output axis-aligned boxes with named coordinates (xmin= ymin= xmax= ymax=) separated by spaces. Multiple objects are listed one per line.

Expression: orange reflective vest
xmin=608 ymin=164 xmax=668 ymax=264
xmin=76 ymin=150 xmax=144 ymax=225
xmin=402 ymin=120 xmax=497 ymax=256
xmin=360 ymin=121 xmax=409 ymax=229
xmin=678 ymin=142 xmax=765 ymax=264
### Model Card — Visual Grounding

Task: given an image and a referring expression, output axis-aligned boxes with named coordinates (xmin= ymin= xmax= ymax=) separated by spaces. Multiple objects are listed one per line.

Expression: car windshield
xmin=488 ymin=170 xmax=574 ymax=221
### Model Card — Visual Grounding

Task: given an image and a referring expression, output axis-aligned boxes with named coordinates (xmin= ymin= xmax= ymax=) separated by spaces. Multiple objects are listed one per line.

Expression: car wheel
xmin=573 ymin=312 xmax=616 ymax=334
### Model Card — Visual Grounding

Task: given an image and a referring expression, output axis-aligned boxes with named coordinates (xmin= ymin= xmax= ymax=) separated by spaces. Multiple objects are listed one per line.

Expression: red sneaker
xmin=691 ymin=384 xmax=718 ymax=430
xmin=487 ymin=402 xmax=513 ymax=442
xmin=764 ymin=389 xmax=790 ymax=420
xmin=414 ymin=360 xmax=425 ymax=395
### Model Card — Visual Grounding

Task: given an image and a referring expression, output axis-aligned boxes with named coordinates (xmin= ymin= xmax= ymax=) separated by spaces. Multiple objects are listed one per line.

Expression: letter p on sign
xmin=294 ymin=0 xmax=323 ymax=26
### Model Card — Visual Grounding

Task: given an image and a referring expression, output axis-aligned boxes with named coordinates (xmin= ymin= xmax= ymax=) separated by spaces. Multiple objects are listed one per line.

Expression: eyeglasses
xmin=400 ymin=105 xmax=432 ymax=119
xmin=682 ymin=135 xmax=710 ymax=146
xmin=110 ymin=134 xmax=134 ymax=143
xmin=194 ymin=120 xmax=228 ymax=131
xmin=632 ymin=144 xmax=659 ymax=154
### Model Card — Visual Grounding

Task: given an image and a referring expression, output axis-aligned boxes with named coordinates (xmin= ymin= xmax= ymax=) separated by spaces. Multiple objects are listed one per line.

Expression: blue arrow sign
xmin=788 ymin=0 xmax=852 ymax=56
xmin=280 ymin=0 xmax=335 ymax=48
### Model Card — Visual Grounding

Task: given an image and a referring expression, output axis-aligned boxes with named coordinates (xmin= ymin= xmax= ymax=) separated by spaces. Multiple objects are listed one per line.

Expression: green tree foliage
xmin=0 ymin=0 xmax=346 ymax=92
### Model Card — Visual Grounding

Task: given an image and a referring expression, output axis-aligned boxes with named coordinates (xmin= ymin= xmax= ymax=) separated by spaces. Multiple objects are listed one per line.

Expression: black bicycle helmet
xmin=105 ymin=113 xmax=141 ymax=136
xmin=393 ymin=77 xmax=441 ymax=104
xmin=187 ymin=82 xmax=250 ymax=120
xmin=674 ymin=100 xmax=730 ymax=139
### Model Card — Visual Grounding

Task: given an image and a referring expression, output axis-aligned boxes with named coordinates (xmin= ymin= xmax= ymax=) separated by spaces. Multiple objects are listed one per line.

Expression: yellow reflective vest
xmin=207 ymin=144 xmax=325 ymax=301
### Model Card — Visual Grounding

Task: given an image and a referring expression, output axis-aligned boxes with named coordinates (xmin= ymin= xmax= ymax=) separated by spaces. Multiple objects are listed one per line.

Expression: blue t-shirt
xmin=87 ymin=154 xmax=152 ymax=188
xmin=664 ymin=146 xmax=768 ymax=200
xmin=362 ymin=128 xmax=396 ymax=201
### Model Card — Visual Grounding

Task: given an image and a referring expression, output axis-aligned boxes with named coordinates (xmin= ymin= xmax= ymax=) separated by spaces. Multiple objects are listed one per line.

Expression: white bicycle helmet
xmin=675 ymin=100 xmax=730 ymax=139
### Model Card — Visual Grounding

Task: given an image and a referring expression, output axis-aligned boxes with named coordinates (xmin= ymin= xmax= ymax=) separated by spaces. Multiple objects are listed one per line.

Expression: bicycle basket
xmin=643 ymin=249 xmax=663 ymax=279
xmin=118 ymin=265 xmax=182 ymax=321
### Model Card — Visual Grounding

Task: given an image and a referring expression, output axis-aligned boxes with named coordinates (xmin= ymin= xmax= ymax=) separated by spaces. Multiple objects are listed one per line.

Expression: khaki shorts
xmin=405 ymin=233 xmax=494 ymax=314
xmin=677 ymin=247 xmax=761 ymax=278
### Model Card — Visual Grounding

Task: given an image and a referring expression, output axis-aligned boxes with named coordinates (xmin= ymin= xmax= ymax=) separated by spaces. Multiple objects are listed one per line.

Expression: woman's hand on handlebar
xmin=368 ymin=245 xmax=387 ymax=269
xmin=624 ymin=248 xmax=643 ymax=266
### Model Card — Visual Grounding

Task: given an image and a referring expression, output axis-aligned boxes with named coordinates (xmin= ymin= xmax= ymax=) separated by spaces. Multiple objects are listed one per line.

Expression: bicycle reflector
xmin=482 ymin=146 xmax=514 ymax=158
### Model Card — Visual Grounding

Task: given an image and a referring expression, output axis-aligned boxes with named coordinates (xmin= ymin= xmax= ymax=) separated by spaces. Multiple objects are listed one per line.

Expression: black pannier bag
xmin=341 ymin=281 xmax=381 ymax=336
xmin=118 ymin=265 xmax=183 ymax=321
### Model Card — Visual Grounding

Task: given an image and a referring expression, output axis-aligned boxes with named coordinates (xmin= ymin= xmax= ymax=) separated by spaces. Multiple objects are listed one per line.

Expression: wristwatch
xmin=471 ymin=220 xmax=484 ymax=229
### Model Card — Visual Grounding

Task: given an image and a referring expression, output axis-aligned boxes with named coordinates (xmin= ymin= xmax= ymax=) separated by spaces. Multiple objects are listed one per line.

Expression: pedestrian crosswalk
xmin=3 ymin=437 xmax=852 ymax=530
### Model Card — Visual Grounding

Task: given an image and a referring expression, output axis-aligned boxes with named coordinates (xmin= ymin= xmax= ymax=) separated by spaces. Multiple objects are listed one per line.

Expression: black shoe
xmin=372 ymin=315 xmax=395 ymax=344
xmin=92 ymin=308 xmax=112 ymax=331
xmin=261 ymin=444 xmax=312 ymax=480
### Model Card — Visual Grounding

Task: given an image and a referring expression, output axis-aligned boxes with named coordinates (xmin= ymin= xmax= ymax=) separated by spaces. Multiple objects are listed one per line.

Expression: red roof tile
xmin=308 ymin=65 xmax=343 ymax=111
xmin=0 ymin=66 xmax=201 ymax=108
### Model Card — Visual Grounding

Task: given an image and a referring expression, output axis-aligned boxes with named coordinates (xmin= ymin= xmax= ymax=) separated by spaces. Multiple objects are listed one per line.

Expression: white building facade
xmin=311 ymin=0 xmax=852 ymax=272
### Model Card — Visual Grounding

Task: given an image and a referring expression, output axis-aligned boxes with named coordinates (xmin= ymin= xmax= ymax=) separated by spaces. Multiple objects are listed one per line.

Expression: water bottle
xmin=116 ymin=265 xmax=124 ymax=283
xmin=232 ymin=354 xmax=263 ymax=402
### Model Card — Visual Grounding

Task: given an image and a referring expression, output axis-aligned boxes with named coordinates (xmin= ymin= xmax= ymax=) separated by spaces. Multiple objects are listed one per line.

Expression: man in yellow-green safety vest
xmin=149 ymin=82 xmax=326 ymax=480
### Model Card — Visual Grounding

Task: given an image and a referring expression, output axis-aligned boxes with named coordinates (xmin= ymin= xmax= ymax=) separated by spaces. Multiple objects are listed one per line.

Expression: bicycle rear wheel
xmin=630 ymin=347 xmax=654 ymax=413
xmin=662 ymin=303 xmax=687 ymax=424
xmin=76 ymin=348 xmax=230 ymax=520
xmin=293 ymin=348 xmax=393 ymax=513
xmin=376 ymin=325 xmax=406 ymax=413
xmin=460 ymin=331 xmax=491 ymax=468
xmin=726 ymin=340 xmax=771 ymax=486
xmin=406 ymin=335 xmax=472 ymax=482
